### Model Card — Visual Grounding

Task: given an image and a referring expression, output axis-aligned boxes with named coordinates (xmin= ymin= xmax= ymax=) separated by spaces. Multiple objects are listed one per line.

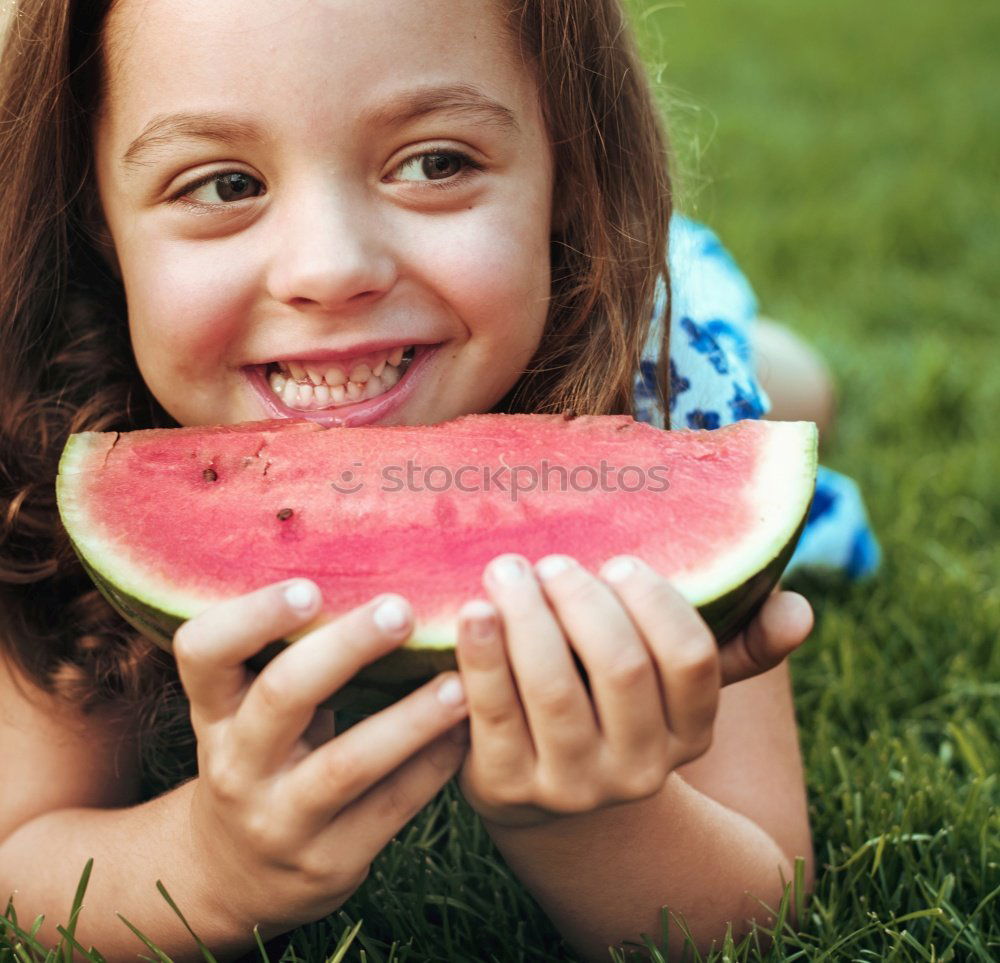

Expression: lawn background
xmin=3 ymin=0 xmax=998 ymax=960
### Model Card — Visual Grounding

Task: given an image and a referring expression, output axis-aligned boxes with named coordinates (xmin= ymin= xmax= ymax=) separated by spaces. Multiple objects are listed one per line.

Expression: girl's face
xmin=93 ymin=0 xmax=554 ymax=427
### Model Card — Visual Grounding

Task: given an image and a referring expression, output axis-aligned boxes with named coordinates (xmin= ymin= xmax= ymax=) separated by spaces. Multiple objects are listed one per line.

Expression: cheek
xmin=121 ymin=245 xmax=253 ymax=362
xmin=416 ymin=208 xmax=551 ymax=344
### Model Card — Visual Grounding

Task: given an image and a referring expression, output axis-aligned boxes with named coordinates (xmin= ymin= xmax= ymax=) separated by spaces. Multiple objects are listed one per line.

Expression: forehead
xmin=100 ymin=0 xmax=536 ymax=140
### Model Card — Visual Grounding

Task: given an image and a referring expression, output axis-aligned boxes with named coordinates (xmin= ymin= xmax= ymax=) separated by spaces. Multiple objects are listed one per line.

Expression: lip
xmin=244 ymin=343 xmax=437 ymax=427
xmin=257 ymin=338 xmax=433 ymax=367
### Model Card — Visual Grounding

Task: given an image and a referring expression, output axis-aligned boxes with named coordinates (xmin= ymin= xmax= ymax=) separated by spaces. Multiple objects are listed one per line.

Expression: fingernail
xmin=437 ymin=675 xmax=466 ymax=706
xmin=284 ymin=579 xmax=319 ymax=611
xmin=489 ymin=555 xmax=526 ymax=585
xmin=462 ymin=599 xmax=497 ymax=642
xmin=601 ymin=556 xmax=637 ymax=583
xmin=373 ymin=595 xmax=411 ymax=633
xmin=536 ymin=555 xmax=571 ymax=580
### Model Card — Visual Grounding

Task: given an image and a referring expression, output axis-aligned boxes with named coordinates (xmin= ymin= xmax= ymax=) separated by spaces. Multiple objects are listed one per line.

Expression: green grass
xmin=3 ymin=0 xmax=999 ymax=959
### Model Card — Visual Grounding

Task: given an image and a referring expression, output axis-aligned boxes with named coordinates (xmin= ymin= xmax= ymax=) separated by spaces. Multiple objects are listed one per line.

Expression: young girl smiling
xmin=0 ymin=0 xmax=877 ymax=959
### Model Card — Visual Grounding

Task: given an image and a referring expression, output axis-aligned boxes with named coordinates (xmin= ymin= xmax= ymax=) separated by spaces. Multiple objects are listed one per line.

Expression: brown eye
xmin=213 ymin=172 xmax=262 ymax=201
xmin=182 ymin=171 xmax=265 ymax=205
xmin=421 ymin=153 xmax=462 ymax=179
xmin=393 ymin=150 xmax=474 ymax=184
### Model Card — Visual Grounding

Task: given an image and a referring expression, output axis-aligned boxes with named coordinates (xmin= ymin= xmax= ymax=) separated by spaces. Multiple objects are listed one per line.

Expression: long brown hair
xmin=0 ymin=0 xmax=671 ymax=793
xmin=497 ymin=1 xmax=672 ymax=416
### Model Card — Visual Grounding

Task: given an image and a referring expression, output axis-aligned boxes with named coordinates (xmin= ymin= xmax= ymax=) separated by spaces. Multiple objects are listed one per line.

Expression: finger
xmin=718 ymin=591 xmax=814 ymax=686
xmin=231 ymin=593 xmax=417 ymax=773
xmin=483 ymin=554 xmax=597 ymax=759
xmin=317 ymin=726 xmax=468 ymax=862
xmin=285 ymin=672 xmax=468 ymax=832
xmin=173 ymin=578 xmax=325 ymax=728
xmin=455 ymin=599 xmax=534 ymax=776
xmin=599 ymin=557 xmax=720 ymax=744
xmin=533 ymin=556 xmax=664 ymax=760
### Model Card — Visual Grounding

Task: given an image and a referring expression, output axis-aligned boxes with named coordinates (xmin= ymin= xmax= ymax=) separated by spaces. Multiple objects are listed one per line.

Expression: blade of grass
xmin=794 ymin=854 xmax=807 ymax=930
xmin=326 ymin=918 xmax=363 ymax=963
xmin=12 ymin=944 xmax=35 ymax=963
xmin=938 ymin=881 xmax=1000 ymax=961
xmin=61 ymin=860 xmax=94 ymax=963
xmin=54 ymin=924 xmax=104 ymax=963
xmin=152 ymin=881 xmax=218 ymax=963
xmin=251 ymin=925 xmax=269 ymax=962
xmin=114 ymin=914 xmax=174 ymax=963
xmin=0 ymin=916 xmax=51 ymax=959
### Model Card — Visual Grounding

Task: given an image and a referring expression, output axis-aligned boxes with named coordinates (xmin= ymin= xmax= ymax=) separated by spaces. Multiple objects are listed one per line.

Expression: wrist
xmin=180 ymin=778 xmax=281 ymax=940
xmin=476 ymin=773 xmax=680 ymax=839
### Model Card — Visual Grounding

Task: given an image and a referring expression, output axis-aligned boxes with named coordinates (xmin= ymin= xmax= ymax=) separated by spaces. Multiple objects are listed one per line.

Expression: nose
xmin=265 ymin=179 xmax=397 ymax=310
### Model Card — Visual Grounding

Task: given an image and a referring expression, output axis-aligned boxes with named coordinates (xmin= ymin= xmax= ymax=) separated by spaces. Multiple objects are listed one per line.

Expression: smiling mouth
xmin=263 ymin=345 xmax=417 ymax=411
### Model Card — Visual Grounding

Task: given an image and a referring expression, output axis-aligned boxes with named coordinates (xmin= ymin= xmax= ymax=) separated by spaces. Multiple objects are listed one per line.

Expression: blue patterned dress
xmin=633 ymin=214 xmax=881 ymax=579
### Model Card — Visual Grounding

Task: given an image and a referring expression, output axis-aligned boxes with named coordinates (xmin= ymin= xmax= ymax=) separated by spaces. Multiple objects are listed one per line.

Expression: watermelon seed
xmin=202 ymin=468 xmax=218 ymax=482
xmin=277 ymin=508 xmax=294 ymax=521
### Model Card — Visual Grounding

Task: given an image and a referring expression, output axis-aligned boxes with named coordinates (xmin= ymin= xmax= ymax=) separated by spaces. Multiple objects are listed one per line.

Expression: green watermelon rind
xmin=70 ymin=505 xmax=810 ymax=713
xmin=57 ymin=420 xmax=818 ymax=713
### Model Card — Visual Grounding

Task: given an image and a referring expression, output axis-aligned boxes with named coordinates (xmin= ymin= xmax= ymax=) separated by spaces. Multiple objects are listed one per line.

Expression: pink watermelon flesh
xmin=56 ymin=414 xmax=817 ymax=710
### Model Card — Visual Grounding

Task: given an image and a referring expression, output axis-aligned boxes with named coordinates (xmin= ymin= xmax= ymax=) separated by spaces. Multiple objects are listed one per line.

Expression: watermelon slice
xmin=56 ymin=414 xmax=817 ymax=710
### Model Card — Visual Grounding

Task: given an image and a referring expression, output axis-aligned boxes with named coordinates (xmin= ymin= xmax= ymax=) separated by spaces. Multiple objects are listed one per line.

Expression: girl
xmin=0 ymin=1 xmax=877 ymax=960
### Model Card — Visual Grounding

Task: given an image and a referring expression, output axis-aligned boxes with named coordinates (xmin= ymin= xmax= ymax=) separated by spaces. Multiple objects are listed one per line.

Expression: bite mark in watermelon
xmin=56 ymin=414 xmax=817 ymax=710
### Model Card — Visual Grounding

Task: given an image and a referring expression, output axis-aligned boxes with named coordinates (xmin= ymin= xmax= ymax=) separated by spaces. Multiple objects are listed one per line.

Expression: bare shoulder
xmin=0 ymin=651 xmax=142 ymax=843
xmin=675 ymin=660 xmax=814 ymax=880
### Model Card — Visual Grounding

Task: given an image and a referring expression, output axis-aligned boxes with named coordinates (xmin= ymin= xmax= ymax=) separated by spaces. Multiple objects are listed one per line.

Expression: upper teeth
xmin=266 ymin=345 xmax=416 ymax=411
xmin=279 ymin=346 xmax=411 ymax=387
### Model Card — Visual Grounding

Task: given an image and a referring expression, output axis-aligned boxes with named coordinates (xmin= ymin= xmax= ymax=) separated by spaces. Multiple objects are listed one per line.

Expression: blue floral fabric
xmin=634 ymin=214 xmax=881 ymax=579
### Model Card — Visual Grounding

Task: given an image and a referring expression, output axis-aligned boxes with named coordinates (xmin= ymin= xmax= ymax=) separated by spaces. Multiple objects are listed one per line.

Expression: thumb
xmin=718 ymin=591 xmax=814 ymax=686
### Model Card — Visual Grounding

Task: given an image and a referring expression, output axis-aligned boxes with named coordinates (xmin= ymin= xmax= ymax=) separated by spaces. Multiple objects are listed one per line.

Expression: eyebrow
xmin=122 ymin=116 xmax=265 ymax=171
xmin=121 ymin=83 xmax=519 ymax=172
xmin=365 ymin=83 xmax=519 ymax=135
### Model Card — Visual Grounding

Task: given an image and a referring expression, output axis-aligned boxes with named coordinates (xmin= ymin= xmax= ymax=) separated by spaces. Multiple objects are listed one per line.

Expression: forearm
xmin=484 ymin=772 xmax=805 ymax=963
xmin=0 ymin=779 xmax=274 ymax=962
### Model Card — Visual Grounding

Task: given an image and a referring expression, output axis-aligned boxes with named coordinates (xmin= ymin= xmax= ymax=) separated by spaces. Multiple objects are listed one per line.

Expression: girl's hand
xmin=454 ymin=554 xmax=812 ymax=829
xmin=714 ymin=581 xmax=814 ymax=686
xmin=172 ymin=580 xmax=469 ymax=936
